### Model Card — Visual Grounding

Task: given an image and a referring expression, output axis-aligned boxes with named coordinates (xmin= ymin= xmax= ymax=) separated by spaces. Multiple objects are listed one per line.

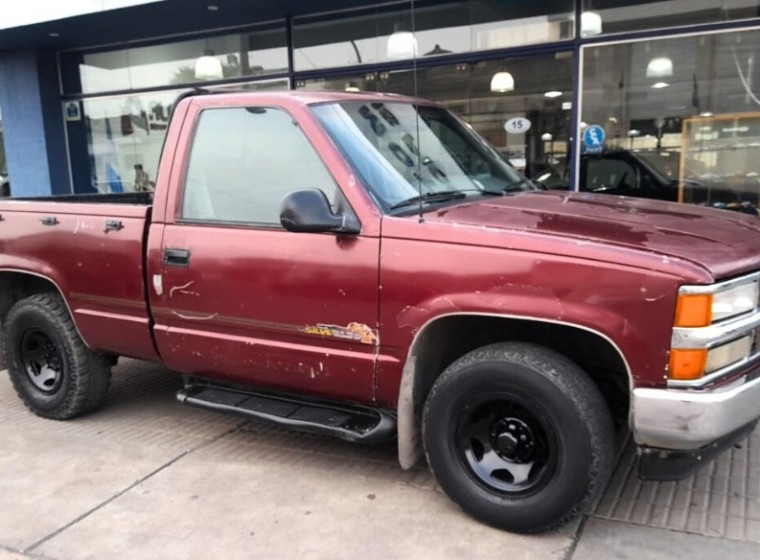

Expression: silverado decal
xmin=302 ymin=322 xmax=379 ymax=345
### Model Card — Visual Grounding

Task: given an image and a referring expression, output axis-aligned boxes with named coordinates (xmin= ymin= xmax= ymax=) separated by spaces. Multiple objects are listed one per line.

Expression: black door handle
xmin=163 ymin=248 xmax=191 ymax=267
xmin=40 ymin=216 xmax=59 ymax=226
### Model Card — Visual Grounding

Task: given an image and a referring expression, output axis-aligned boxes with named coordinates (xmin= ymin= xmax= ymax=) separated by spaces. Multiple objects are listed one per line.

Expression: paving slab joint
xmin=563 ymin=515 xmax=588 ymax=560
xmin=22 ymin=420 xmax=246 ymax=554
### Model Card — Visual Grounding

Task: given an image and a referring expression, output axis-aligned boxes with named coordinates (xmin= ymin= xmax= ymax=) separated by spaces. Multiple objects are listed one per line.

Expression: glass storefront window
xmin=580 ymin=28 xmax=760 ymax=214
xmin=582 ymin=1 xmax=760 ymax=37
xmin=292 ymin=0 xmax=574 ymax=72
xmin=61 ymin=25 xmax=288 ymax=95
xmin=67 ymin=78 xmax=288 ymax=193
xmin=298 ymin=51 xmax=574 ymax=183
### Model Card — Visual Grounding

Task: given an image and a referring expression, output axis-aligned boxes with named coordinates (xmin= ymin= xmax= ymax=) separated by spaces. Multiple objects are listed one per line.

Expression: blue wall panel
xmin=0 ymin=50 xmax=70 ymax=197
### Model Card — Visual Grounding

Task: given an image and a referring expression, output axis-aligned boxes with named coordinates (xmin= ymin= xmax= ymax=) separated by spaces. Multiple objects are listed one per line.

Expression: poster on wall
xmin=504 ymin=117 xmax=531 ymax=134
xmin=582 ymin=124 xmax=605 ymax=154
xmin=64 ymin=101 xmax=81 ymax=122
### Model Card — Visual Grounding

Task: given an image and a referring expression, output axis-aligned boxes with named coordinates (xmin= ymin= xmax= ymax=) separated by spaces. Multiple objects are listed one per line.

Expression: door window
xmin=585 ymin=158 xmax=637 ymax=191
xmin=181 ymin=107 xmax=337 ymax=225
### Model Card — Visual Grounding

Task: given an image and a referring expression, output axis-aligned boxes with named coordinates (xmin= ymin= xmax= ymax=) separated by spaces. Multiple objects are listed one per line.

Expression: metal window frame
xmin=573 ymin=19 xmax=760 ymax=193
xmin=52 ymin=0 xmax=760 ymax=196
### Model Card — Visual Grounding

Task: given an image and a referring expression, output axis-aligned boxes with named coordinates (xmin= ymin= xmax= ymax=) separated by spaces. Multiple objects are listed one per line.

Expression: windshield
xmin=311 ymin=101 xmax=534 ymax=213
xmin=634 ymin=150 xmax=680 ymax=182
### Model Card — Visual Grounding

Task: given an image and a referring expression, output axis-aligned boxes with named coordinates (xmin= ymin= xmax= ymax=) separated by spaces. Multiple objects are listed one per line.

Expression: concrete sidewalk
xmin=1 ymin=359 xmax=759 ymax=560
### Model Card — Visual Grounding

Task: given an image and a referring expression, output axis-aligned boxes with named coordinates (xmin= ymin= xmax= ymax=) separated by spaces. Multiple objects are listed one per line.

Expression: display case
xmin=678 ymin=112 xmax=760 ymax=214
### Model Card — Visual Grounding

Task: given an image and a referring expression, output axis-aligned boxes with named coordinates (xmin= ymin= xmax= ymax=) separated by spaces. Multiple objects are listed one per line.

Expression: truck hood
xmin=428 ymin=191 xmax=760 ymax=280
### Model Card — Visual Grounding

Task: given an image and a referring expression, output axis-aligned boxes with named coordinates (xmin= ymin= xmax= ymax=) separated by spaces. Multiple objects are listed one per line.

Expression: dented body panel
xmin=0 ymin=200 xmax=158 ymax=361
xmin=2 ymin=91 xmax=760 ymax=470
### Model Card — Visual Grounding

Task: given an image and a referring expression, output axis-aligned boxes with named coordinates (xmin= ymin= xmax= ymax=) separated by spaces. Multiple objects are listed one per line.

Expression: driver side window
xmin=586 ymin=159 xmax=637 ymax=191
xmin=182 ymin=106 xmax=337 ymax=225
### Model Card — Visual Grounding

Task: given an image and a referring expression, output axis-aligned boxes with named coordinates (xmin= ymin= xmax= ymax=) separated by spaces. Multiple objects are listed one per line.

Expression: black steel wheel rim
xmin=455 ymin=395 xmax=557 ymax=495
xmin=19 ymin=328 xmax=64 ymax=393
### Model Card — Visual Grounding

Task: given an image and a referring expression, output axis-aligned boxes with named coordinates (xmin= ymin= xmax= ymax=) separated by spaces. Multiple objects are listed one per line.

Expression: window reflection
xmin=313 ymin=101 xmax=530 ymax=212
xmin=581 ymin=28 xmax=760 ymax=214
xmin=292 ymin=0 xmax=574 ymax=71
xmin=182 ymin=107 xmax=337 ymax=224
xmin=61 ymin=26 xmax=288 ymax=95
xmin=68 ymin=79 xmax=288 ymax=193
xmin=298 ymin=51 xmax=574 ymax=187
xmin=78 ymin=90 xmax=180 ymax=194
xmin=583 ymin=0 xmax=760 ymax=35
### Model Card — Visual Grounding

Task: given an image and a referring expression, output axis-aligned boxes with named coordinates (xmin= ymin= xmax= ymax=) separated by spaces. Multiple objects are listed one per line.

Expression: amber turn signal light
xmin=674 ymin=294 xmax=713 ymax=328
xmin=669 ymin=348 xmax=708 ymax=380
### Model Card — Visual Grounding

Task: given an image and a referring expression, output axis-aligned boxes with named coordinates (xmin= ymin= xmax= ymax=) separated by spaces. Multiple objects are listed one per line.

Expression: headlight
xmin=669 ymin=335 xmax=753 ymax=380
xmin=705 ymin=335 xmax=753 ymax=373
xmin=670 ymin=277 xmax=760 ymax=383
xmin=712 ymin=282 xmax=759 ymax=322
xmin=675 ymin=281 xmax=758 ymax=327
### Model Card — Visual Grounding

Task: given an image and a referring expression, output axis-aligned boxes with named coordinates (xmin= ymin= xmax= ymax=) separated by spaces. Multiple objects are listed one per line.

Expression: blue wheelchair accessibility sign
xmin=582 ymin=125 xmax=605 ymax=154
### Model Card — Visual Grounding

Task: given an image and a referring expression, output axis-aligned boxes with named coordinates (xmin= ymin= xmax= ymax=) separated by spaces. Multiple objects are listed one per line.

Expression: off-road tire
xmin=422 ymin=342 xmax=614 ymax=533
xmin=3 ymin=293 xmax=112 ymax=419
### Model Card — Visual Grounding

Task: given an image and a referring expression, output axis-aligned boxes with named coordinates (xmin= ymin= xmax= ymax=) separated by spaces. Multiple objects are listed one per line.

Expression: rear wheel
xmin=422 ymin=342 xmax=614 ymax=533
xmin=3 ymin=293 xmax=112 ymax=419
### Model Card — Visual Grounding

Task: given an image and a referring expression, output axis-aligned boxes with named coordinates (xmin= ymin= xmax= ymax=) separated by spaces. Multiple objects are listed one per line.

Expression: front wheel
xmin=422 ymin=342 xmax=614 ymax=533
xmin=3 ymin=293 xmax=112 ymax=419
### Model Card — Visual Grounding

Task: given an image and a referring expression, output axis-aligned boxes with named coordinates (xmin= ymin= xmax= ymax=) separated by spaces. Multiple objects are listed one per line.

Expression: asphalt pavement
xmin=1 ymin=359 xmax=759 ymax=560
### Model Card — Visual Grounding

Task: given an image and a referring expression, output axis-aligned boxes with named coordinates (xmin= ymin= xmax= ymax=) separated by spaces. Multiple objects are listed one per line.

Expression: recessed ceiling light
xmin=49 ymin=32 xmax=59 ymax=37
xmin=628 ymin=129 xmax=640 ymax=136
xmin=544 ymin=90 xmax=562 ymax=98
xmin=207 ymin=5 xmax=219 ymax=11
xmin=651 ymin=82 xmax=669 ymax=89
xmin=699 ymin=111 xmax=714 ymax=117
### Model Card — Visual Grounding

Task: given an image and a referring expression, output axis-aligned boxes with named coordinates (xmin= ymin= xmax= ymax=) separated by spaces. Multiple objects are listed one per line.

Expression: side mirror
xmin=280 ymin=189 xmax=360 ymax=234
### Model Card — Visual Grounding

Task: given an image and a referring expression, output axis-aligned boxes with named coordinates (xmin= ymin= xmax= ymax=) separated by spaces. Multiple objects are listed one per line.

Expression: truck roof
xmin=175 ymin=88 xmax=428 ymax=110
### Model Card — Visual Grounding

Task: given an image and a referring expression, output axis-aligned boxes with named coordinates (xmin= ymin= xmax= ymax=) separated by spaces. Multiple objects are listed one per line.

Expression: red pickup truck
xmin=3 ymin=90 xmax=760 ymax=533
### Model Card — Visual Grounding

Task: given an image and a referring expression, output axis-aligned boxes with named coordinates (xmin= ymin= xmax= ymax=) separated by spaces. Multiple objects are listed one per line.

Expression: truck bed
xmin=0 ymin=197 xmax=158 ymax=361
xmin=13 ymin=191 xmax=154 ymax=205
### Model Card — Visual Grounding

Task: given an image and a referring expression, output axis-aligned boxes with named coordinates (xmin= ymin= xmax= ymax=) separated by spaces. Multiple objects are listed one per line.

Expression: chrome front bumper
xmin=633 ymin=372 xmax=760 ymax=449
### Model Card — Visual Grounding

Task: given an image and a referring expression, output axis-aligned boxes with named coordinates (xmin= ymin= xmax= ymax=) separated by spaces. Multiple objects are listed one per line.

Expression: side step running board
xmin=177 ymin=380 xmax=397 ymax=445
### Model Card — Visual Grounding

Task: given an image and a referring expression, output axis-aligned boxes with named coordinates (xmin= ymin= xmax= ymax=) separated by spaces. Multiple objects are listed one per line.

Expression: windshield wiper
xmin=390 ymin=191 xmax=467 ymax=210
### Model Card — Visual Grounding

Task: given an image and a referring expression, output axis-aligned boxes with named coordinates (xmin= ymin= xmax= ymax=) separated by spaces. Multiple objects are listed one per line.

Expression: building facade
xmin=1 ymin=0 xmax=760 ymax=207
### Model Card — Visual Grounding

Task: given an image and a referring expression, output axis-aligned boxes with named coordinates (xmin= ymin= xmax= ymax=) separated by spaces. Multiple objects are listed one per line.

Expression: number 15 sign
xmin=504 ymin=117 xmax=532 ymax=134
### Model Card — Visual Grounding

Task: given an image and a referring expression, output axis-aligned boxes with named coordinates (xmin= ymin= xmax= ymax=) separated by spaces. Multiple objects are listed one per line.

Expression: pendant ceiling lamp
xmin=580 ymin=11 xmax=603 ymax=37
xmin=424 ymin=44 xmax=452 ymax=56
xmin=646 ymin=56 xmax=674 ymax=78
xmin=490 ymin=71 xmax=515 ymax=93
xmin=387 ymin=24 xmax=418 ymax=59
xmin=195 ymin=48 xmax=223 ymax=81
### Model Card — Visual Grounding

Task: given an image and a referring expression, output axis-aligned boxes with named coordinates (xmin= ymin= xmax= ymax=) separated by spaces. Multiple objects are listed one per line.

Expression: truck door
xmin=149 ymin=104 xmax=379 ymax=403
